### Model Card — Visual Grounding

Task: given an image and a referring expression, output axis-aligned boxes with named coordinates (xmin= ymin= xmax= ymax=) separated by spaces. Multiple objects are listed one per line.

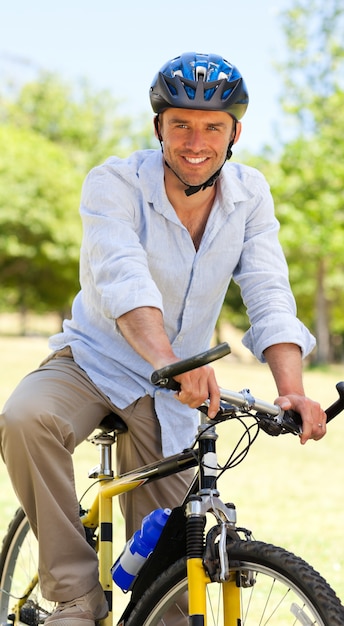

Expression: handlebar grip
xmin=151 ymin=342 xmax=231 ymax=388
xmin=282 ymin=381 xmax=344 ymax=433
xmin=325 ymin=381 xmax=344 ymax=423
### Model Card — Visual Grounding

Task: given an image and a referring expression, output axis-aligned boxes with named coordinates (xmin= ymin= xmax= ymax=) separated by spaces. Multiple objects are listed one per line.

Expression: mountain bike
xmin=1 ymin=342 xmax=344 ymax=625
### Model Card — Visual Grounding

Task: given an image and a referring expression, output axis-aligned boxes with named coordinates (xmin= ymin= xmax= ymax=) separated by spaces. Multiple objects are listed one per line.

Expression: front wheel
xmin=124 ymin=540 xmax=344 ymax=625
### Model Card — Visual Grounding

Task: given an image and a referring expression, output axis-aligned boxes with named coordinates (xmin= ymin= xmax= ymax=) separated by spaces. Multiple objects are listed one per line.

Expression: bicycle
xmin=1 ymin=342 xmax=344 ymax=625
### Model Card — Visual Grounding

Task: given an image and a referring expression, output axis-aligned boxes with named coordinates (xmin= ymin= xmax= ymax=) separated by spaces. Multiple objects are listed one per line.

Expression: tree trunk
xmin=314 ymin=259 xmax=330 ymax=364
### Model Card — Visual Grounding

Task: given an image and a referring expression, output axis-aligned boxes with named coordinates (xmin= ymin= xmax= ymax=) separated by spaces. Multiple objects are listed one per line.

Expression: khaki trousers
xmin=0 ymin=350 xmax=194 ymax=601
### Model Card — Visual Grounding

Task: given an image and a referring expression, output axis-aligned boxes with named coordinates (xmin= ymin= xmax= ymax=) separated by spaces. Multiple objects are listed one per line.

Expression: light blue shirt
xmin=50 ymin=149 xmax=315 ymax=455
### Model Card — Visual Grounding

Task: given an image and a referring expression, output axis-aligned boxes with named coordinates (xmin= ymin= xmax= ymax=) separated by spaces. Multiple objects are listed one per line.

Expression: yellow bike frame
xmin=79 ymin=431 xmax=203 ymax=625
xmin=80 ymin=471 xmax=146 ymax=626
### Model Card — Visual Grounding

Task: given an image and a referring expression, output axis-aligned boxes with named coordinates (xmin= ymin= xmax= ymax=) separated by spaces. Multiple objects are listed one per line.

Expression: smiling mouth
xmin=183 ymin=156 xmax=208 ymax=164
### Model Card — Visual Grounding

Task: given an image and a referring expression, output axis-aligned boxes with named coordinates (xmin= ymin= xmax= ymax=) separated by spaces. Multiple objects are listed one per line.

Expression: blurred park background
xmin=1 ymin=0 xmax=344 ymax=607
xmin=1 ymin=0 xmax=344 ymax=363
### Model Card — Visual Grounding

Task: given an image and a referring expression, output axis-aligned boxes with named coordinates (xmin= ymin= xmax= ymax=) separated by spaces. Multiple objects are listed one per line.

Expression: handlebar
xmin=218 ymin=382 xmax=344 ymax=435
xmin=324 ymin=382 xmax=344 ymax=422
xmin=150 ymin=342 xmax=231 ymax=389
xmin=151 ymin=344 xmax=344 ymax=435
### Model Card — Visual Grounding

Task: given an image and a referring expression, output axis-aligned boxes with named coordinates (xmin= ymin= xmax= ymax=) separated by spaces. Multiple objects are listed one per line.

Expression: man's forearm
xmin=264 ymin=342 xmax=327 ymax=444
xmin=263 ymin=343 xmax=305 ymax=396
xmin=116 ymin=306 xmax=177 ymax=370
xmin=117 ymin=306 xmax=220 ymax=417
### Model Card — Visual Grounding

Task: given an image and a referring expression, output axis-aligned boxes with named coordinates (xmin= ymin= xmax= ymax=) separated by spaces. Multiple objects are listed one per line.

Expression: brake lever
xmin=280 ymin=409 xmax=302 ymax=435
xmin=198 ymin=403 xmax=236 ymax=423
xmin=160 ymin=378 xmax=181 ymax=391
xmin=257 ymin=409 xmax=302 ymax=436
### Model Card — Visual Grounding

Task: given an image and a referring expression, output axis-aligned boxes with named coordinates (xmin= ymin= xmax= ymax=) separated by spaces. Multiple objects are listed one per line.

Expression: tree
xmin=273 ymin=0 xmax=344 ymax=363
xmin=1 ymin=71 xmax=155 ymax=172
xmin=0 ymin=125 xmax=82 ymax=331
xmin=277 ymin=0 xmax=344 ymax=133
xmin=0 ymin=72 xmax=156 ymax=331
xmin=268 ymin=96 xmax=344 ymax=362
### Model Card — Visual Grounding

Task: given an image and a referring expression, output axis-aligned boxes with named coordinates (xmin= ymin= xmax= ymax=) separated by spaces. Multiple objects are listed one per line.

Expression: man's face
xmin=157 ymin=108 xmax=239 ymax=189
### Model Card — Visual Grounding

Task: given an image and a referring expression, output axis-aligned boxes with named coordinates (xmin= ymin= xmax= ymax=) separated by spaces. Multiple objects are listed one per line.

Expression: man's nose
xmin=185 ymin=129 xmax=206 ymax=151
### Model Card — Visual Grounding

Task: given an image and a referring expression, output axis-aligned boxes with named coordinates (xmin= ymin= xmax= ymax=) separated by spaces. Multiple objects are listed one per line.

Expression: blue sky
xmin=1 ymin=0 xmax=288 ymax=152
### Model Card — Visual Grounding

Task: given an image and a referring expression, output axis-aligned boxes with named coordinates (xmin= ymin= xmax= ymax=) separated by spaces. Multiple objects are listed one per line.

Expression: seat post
xmin=88 ymin=433 xmax=116 ymax=479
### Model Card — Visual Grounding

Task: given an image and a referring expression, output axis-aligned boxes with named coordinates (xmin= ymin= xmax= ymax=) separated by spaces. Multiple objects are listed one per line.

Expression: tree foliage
xmin=1 ymin=71 xmax=153 ymax=171
xmin=269 ymin=96 xmax=344 ymax=356
xmin=221 ymin=1 xmax=344 ymax=363
xmin=273 ymin=0 xmax=344 ymax=362
xmin=0 ymin=72 xmax=155 ymax=330
xmin=277 ymin=0 xmax=344 ymax=133
xmin=0 ymin=124 xmax=82 ymax=319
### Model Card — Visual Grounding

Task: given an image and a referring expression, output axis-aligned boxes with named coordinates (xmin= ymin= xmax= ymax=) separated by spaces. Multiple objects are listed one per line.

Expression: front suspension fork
xmin=185 ymin=495 xmax=242 ymax=626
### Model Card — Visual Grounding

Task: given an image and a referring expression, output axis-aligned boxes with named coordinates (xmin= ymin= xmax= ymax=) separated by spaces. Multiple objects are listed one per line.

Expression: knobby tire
xmin=124 ymin=540 xmax=344 ymax=625
xmin=2 ymin=510 xmax=344 ymax=626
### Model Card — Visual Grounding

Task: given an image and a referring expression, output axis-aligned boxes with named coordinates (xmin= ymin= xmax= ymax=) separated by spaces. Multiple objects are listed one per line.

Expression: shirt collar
xmin=217 ymin=162 xmax=255 ymax=209
xmin=139 ymin=150 xmax=253 ymax=214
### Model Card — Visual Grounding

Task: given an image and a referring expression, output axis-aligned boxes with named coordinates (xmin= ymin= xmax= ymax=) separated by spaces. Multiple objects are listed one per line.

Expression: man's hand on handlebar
xmin=151 ymin=344 xmax=344 ymax=440
xmin=275 ymin=394 xmax=327 ymax=445
xmin=173 ymin=365 xmax=220 ymax=419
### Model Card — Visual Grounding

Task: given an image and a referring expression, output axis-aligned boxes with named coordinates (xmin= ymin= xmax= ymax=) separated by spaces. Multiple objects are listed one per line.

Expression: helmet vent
xmin=195 ymin=66 xmax=207 ymax=81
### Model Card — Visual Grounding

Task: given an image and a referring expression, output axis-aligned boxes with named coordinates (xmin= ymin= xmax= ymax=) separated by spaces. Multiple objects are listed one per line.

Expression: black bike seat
xmin=98 ymin=412 xmax=128 ymax=435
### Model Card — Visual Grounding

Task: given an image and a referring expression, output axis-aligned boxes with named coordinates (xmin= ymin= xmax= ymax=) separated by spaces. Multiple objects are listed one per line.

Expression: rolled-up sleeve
xmin=232 ymin=172 xmax=316 ymax=361
xmin=80 ymin=162 xmax=164 ymax=320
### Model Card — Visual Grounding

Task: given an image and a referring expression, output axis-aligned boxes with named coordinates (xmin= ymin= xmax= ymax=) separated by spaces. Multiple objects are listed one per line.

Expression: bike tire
xmin=0 ymin=508 xmax=54 ymax=626
xmin=124 ymin=539 xmax=344 ymax=625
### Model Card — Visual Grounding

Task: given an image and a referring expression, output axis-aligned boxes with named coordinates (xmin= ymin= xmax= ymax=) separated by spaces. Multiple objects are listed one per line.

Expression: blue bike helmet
xmin=150 ymin=52 xmax=249 ymax=120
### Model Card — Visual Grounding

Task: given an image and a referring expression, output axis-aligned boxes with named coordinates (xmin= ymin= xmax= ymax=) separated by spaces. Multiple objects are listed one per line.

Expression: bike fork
xmin=185 ymin=495 xmax=242 ymax=626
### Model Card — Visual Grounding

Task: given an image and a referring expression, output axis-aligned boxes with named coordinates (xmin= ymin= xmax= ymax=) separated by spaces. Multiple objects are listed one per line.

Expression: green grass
xmin=1 ymin=335 xmax=344 ymax=603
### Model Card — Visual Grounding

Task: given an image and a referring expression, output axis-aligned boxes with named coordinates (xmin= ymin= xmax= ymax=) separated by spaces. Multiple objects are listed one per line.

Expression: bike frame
xmin=78 ymin=412 xmax=242 ymax=626
xmin=80 ymin=429 xmax=195 ymax=625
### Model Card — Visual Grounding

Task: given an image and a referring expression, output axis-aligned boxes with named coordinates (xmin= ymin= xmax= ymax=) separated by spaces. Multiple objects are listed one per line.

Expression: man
xmin=0 ymin=52 xmax=326 ymax=626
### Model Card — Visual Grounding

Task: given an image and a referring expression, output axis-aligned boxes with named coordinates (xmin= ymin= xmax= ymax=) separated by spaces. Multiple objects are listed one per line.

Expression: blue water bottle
xmin=111 ymin=507 xmax=171 ymax=591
